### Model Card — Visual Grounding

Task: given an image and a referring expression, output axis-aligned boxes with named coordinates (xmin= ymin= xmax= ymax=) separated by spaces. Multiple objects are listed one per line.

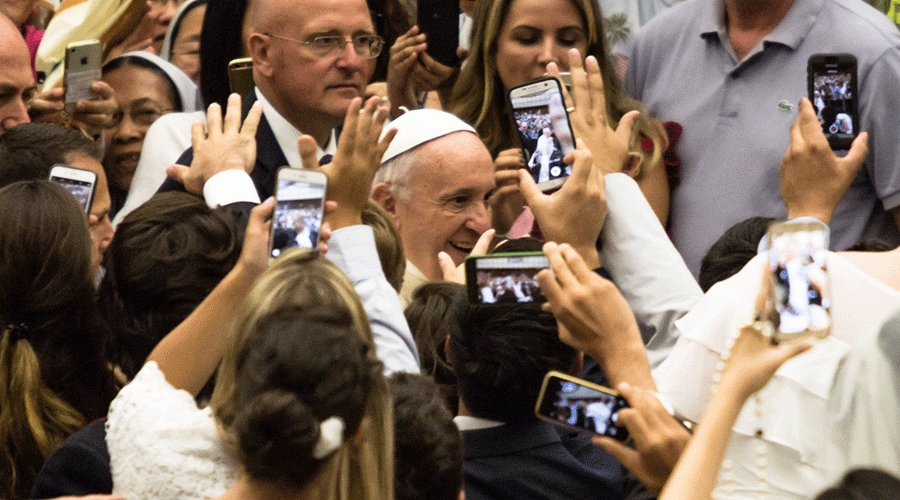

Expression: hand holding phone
xmin=270 ymin=168 xmax=328 ymax=258
xmin=536 ymin=371 xmax=630 ymax=441
xmin=64 ymin=40 xmax=102 ymax=115
xmin=808 ymin=53 xmax=858 ymax=150
xmin=464 ymin=252 xmax=550 ymax=305
xmin=509 ymin=77 xmax=577 ymax=193
xmin=417 ymin=0 xmax=460 ymax=67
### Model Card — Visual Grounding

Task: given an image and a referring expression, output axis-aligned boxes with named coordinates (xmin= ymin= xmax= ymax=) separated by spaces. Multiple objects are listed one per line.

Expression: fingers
xmin=90 ymin=80 xmax=114 ymax=99
xmin=337 ymin=97 xmax=364 ymax=157
xmin=249 ymin=196 xmax=275 ymax=227
xmin=584 ymin=55 xmax=606 ymax=126
xmin=559 ymin=242 xmax=595 ymax=283
xmin=543 ymin=241 xmax=580 ymax=290
xmin=165 ymin=164 xmax=191 ymax=189
xmin=564 ymin=139 xmax=594 ymax=188
xmin=796 ymin=97 xmax=822 ymax=138
xmin=471 ymin=228 xmax=496 ymax=256
xmin=775 ymin=339 xmax=814 ymax=364
xmin=594 ymin=436 xmax=642 ymax=473
xmin=205 ymin=102 xmax=222 ymax=140
xmin=223 ymin=93 xmax=242 ymax=133
xmin=190 ymin=120 xmax=206 ymax=150
xmin=567 ymin=49 xmax=590 ymax=114
xmin=518 ymin=168 xmax=543 ymax=206
xmin=297 ymin=134 xmax=318 ymax=170
xmin=615 ymin=110 xmax=640 ymax=144
xmin=842 ymin=131 xmax=868 ymax=176
xmin=438 ymin=251 xmax=463 ymax=283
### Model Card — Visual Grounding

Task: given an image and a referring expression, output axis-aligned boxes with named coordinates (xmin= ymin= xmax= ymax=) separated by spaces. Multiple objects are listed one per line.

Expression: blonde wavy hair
xmin=449 ymin=0 xmax=664 ymax=178
xmin=209 ymin=248 xmax=394 ymax=500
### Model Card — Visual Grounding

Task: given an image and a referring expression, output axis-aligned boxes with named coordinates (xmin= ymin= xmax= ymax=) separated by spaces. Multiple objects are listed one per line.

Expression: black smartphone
xmin=536 ymin=371 xmax=629 ymax=441
xmin=48 ymin=164 xmax=97 ymax=213
xmin=808 ymin=53 xmax=858 ymax=150
xmin=767 ymin=220 xmax=831 ymax=344
xmin=464 ymin=251 xmax=549 ymax=305
xmin=509 ymin=77 xmax=577 ymax=192
xmin=270 ymin=168 xmax=327 ymax=258
xmin=417 ymin=0 xmax=460 ymax=67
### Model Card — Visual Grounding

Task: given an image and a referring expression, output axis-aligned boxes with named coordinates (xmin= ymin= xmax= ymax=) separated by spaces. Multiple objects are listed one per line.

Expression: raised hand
xmin=594 ymin=382 xmax=691 ymax=494
xmin=297 ymin=96 xmax=396 ymax=229
xmin=519 ymin=139 xmax=605 ymax=268
xmin=167 ymin=93 xmax=263 ymax=195
xmin=537 ymin=242 xmax=655 ymax=390
xmin=547 ymin=49 xmax=639 ymax=176
xmin=780 ymin=98 xmax=868 ymax=224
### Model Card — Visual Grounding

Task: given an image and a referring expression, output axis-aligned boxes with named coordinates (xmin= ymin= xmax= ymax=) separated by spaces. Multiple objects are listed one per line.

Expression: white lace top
xmin=106 ymin=362 xmax=240 ymax=500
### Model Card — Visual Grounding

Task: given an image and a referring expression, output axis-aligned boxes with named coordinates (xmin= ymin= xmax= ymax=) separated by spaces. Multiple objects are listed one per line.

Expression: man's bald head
xmin=0 ymin=14 xmax=34 ymax=134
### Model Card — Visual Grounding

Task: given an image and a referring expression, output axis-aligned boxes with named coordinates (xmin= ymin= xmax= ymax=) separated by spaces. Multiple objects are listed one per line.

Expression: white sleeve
xmin=600 ymin=173 xmax=703 ymax=370
xmin=325 ymin=225 xmax=421 ymax=374
xmin=106 ymin=362 xmax=239 ymax=500
xmin=203 ymin=170 xmax=261 ymax=208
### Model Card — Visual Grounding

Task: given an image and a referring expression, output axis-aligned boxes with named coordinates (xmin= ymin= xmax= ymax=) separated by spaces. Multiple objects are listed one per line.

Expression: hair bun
xmin=234 ymin=389 xmax=322 ymax=486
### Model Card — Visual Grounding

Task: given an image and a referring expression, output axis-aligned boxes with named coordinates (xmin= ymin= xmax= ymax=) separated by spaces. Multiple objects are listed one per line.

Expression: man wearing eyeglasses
xmin=160 ymin=0 xmax=384 ymax=204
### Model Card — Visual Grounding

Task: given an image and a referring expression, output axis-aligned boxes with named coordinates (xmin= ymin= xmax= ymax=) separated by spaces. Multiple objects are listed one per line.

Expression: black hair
xmin=199 ymin=0 xmax=250 ymax=108
xmin=390 ymin=372 xmax=462 ymax=500
xmin=404 ymin=282 xmax=465 ymax=414
xmin=98 ymin=192 xmax=246 ymax=380
xmin=450 ymin=303 xmax=577 ymax=423
xmin=815 ymin=468 xmax=900 ymax=500
xmin=698 ymin=216 xmax=780 ymax=292
xmin=102 ymin=55 xmax=183 ymax=110
xmin=0 ymin=123 xmax=101 ymax=188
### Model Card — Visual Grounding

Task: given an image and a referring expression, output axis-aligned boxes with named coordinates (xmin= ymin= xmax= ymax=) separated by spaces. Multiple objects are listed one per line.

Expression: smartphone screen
xmin=464 ymin=252 xmax=549 ymax=304
xmin=49 ymin=165 xmax=96 ymax=213
xmin=271 ymin=176 xmax=326 ymax=258
xmin=768 ymin=222 xmax=831 ymax=342
xmin=509 ymin=78 xmax=576 ymax=192
xmin=536 ymin=371 xmax=629 ymax=441
xmin=808 ymin=54 xmax=858 ymax=150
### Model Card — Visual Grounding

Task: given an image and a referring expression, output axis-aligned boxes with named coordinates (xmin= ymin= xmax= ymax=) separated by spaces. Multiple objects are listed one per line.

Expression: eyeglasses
xmin=261 ymin=32 xmax=384 ymax=59
xmin=108 ymin=103 xmax=174 ymax=128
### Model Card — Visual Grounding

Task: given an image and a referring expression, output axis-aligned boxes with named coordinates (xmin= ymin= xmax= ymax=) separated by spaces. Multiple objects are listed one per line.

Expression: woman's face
xmin=494 ymin=0 xmax=589 ymax=92
xmin=102 ymin=65 xmax=176 ymax=192
xmin=170 ymin=4 xmax=207 ymax=85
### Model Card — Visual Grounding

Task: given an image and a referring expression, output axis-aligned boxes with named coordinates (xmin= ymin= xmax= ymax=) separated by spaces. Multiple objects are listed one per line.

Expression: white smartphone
xmin=767 ymin=220 xmax=831 ymax=343
xmin=508 ymin=77 xmax=577 ymax=193
xmin=270 ymin=168 xmax=328 ymax=258
xmin=64 ymin=40 xmax=102 ymax=114
xmin=48 ymin=164 xmax=97 ymax=213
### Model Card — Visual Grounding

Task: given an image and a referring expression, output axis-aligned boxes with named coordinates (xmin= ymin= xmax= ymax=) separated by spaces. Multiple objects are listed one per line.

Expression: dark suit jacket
xmin=158 ymin=91 xmax=290 ymax=200
xmin=461 ymin=421 xmax=651 ymax=500
xmin=30 ymin=419 xmax=112 ymax=497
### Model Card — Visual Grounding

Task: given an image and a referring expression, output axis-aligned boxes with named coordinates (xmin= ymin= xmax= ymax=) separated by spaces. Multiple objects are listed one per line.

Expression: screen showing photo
xmin=271 ymin=179 xmax=326 ymax=257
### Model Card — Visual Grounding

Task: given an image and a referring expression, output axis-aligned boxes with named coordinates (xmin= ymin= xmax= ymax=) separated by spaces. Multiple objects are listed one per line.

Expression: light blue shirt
xmin=625 ymin=0 xmax=900 ymax=276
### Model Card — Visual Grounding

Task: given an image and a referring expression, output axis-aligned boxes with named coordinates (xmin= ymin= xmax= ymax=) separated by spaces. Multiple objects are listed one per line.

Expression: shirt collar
xmin=699 ymin=0 xmax=823 ymax=51
xmin=254 ymin=87 xmax=336 ymax=168
xmin=454 ymin=415 xmax=504 ymax=431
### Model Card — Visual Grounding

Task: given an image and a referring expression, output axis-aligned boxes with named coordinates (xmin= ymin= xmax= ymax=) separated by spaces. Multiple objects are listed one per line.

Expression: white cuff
xmin=203 ymin=170 xmax=260 ymax=208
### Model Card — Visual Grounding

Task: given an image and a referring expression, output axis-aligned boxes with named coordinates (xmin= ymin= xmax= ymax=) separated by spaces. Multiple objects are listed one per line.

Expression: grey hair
xmin=373 ymin=147 xmax=421 ymax=200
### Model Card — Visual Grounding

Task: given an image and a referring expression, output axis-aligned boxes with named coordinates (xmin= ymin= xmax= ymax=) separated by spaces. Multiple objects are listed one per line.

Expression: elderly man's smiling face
xmin=391 ymin=132 xmax=495 ymax=281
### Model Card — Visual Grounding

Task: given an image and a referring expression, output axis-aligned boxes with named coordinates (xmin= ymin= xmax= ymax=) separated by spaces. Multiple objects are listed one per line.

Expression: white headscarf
xmin=159 ymin=0 xmax=206 ymax=62
xmin=107 ymin=51 xmax=202 ymax=112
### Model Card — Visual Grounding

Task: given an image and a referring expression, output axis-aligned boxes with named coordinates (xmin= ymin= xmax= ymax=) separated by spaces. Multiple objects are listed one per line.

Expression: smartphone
xmin=464 ymin=251 xmax=549 ymax=305
xmin=807 ymin=54 xmax=858 ymax=150
xmin=48 ymin=164 xmax=97 ymax=213
xmin=228 ymin=58 xmax=254 ymax=98
xmin=767 ymin=220 xmax=831 ymax=343
xmin=509 ymin=77 xmax=577 ymax=193
xmin=536 ymin=371 xmax=629 ymax=441
xmin=417 ymin=0 xmax=460 ymax=67
xmin=270 ymin=168 xmax=327 ymax=258
xmin=64 ymin=40 xmax=102 ymax=114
